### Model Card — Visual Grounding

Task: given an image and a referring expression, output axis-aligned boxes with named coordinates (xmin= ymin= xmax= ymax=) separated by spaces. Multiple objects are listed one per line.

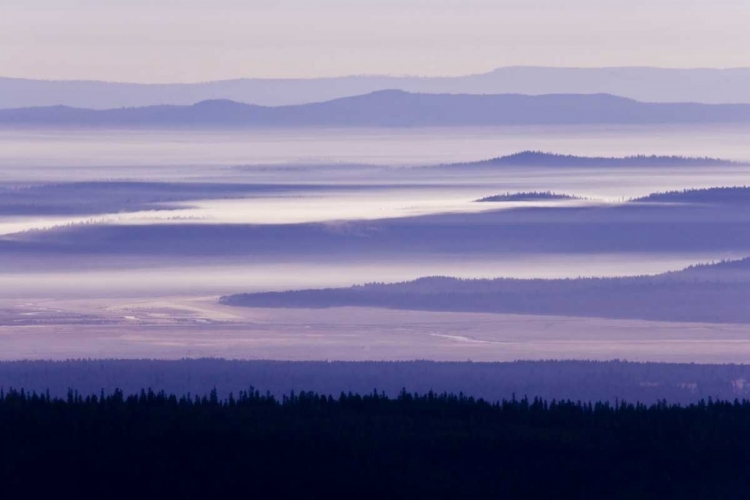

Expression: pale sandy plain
xmin=2 ymin=296 xmax=750 ymax=363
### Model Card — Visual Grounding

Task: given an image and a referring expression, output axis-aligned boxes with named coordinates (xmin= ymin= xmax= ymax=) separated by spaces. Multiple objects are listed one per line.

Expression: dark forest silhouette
xmin=2 ymin=386 xmax=750 ymax=497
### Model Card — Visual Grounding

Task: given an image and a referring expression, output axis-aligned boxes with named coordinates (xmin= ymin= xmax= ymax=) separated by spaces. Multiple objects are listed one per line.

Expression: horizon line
xmin=3 ymin=65 xmax=750 ymax=86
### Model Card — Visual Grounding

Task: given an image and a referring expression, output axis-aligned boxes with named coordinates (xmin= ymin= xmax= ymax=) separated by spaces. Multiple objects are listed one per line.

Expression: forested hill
xmin=4 ymin=92 xmax=750 ymax=128
xmin=476 ymin=191 xmax=582 ymax=202
xmin=632 ymin=186 xmax=750 ymax=204
xmin=221 ymin=258 xmax=750 ymax=323
xmin=450 ymin=151 xmax=737 ymax=168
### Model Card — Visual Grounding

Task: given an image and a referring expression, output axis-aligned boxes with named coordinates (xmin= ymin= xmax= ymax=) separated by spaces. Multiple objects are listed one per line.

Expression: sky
xmin=2 ymin=0 xmax=749 ymax=83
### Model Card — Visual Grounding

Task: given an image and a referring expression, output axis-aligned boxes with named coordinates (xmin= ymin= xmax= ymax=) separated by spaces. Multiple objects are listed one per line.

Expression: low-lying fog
xmin=5 ymin=252 xmax=748 ymax=299
xmin=2 ymin=124 xmax=750 ymax=301
xmin=2 ymin=125 xmax=750 ymax=172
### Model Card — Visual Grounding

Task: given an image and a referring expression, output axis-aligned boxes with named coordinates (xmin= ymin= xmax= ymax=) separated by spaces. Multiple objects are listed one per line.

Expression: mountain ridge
xmin=4 ymin=91 xmax=750 ymax=128
xmin=4 ymin=66 xmax=750 ymax=108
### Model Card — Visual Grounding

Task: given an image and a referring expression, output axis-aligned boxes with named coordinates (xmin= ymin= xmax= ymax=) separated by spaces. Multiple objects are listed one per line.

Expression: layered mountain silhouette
xmin=3 ymin=67 xmax=750 ymax=109
xmin=4 ymin=91 xmax=750 ymax=128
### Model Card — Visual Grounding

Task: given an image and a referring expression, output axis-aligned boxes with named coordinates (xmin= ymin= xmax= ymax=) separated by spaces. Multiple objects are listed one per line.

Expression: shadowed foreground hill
xmin=222 ymin=258 xmax=750 ymax=324
xmin=4 ymin=91 xmax=750 ymax=128
xmin=2 ymin=388 xmax=750 ymax=498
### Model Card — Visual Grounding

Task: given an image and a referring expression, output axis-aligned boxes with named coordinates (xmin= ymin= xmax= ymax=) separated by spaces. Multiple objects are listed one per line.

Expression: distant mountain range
xmin=4 ymin=91 xmax=750 ymax=128
xmin=3 ymin=67 xmax=750 ymax=109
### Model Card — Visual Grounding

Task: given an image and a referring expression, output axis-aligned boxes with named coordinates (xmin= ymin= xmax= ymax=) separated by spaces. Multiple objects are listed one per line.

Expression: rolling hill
xmin=452 ymin=151 xmax=738 ymax=168
xmin=221 ymin=258 xmax=750 ymax=324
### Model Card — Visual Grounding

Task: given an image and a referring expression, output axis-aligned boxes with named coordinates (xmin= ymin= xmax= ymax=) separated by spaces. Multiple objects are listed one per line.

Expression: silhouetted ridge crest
xmin=683 ymin=257 xmax=750 ymax=271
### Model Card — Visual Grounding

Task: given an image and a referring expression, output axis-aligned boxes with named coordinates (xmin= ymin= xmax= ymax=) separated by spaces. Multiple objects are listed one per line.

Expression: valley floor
xmin=3 ymin=296 xmax=750 ymax=362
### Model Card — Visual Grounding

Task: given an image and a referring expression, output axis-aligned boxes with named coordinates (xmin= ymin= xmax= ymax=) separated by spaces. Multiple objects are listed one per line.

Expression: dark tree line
xmin=4 ymin=359 xmax=750 ymax=404
xmin=2 ymin=387 xmax=750 ymax=498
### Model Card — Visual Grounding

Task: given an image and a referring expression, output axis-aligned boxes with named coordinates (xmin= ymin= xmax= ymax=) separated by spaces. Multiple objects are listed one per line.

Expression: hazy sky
xmin=2 ymin=0 xmax=749 ymax=82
